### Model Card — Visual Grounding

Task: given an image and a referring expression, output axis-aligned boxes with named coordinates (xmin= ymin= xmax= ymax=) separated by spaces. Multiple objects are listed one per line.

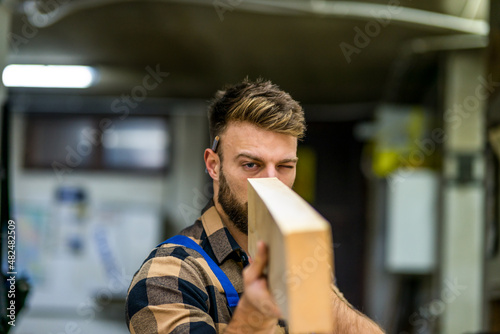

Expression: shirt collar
xmin=200 ymin=200 xmax=243 ymax=265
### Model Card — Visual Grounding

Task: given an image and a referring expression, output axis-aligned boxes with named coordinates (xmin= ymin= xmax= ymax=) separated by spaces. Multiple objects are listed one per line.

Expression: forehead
xmin=220 ymin=121 xmax=297 ymax=158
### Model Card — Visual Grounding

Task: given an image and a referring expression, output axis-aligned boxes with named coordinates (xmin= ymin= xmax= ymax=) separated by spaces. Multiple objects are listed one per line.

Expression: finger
xmin=254 ymin=241 xmax=268 ymax=272
xmin=251 ymin=280 xmax=282 ymax=318
xmin=244 ymin=241 xmax=268 ymax=282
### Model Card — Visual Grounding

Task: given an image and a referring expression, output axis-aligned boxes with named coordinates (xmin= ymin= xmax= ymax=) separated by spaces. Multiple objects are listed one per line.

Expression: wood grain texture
xmin=247 ymin=177 xmax=334 ymax=333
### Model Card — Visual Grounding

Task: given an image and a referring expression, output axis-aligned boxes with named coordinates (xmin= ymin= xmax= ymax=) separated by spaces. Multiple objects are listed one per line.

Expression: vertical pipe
xmin=441 ymin=49 xmax=487 ymax=333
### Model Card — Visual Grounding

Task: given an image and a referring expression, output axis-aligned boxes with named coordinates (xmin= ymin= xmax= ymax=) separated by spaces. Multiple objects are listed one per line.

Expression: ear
xmin=204 ymin=148 xmax=220 ymax=181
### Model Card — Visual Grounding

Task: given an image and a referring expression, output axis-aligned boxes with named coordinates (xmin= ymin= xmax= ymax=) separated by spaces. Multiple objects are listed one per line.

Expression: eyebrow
xmin=235 ymin=153 xmax=299 ymax=164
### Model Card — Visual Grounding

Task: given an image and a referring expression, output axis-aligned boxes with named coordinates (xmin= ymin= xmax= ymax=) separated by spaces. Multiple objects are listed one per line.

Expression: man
xmin=126 ymin=79 xmax=384 ymax=333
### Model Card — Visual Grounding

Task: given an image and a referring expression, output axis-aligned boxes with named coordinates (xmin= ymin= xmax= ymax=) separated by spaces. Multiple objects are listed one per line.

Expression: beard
xmin=218 ymin=168 xmax=248 ymax=235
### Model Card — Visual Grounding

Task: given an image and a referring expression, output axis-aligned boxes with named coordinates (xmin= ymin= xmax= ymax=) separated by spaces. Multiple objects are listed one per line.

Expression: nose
xmin=260 ymin=165 xmax=277 ymax=178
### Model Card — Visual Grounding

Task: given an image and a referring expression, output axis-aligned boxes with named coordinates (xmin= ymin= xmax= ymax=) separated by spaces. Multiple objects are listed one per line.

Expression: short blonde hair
xmin=208 ymin=78 xmax=306 ymax=144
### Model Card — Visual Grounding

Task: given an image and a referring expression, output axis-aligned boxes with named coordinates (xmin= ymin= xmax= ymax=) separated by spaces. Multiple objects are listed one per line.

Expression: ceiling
xmin=4 ymin=0 xmax=489 ymax=105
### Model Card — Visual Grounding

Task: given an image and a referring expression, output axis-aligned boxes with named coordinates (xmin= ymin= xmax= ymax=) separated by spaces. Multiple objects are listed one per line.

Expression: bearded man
xmin=126 ymin=79 xmax=384 ymax=334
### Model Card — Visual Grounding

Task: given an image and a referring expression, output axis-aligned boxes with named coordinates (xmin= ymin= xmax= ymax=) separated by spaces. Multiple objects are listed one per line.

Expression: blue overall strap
xmin=157 ymin=235 xmax=240 ymax=311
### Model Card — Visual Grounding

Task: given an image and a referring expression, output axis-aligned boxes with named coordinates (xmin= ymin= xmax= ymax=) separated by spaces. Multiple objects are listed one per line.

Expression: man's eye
xmin=243 ymin=163 xmax=258 ymax=169
xmin=279 ymin=165 xmax=294 ymax=169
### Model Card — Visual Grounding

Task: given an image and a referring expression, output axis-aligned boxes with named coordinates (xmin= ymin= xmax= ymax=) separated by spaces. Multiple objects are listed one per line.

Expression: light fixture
xmin=2 ymin=64 xmax=97 ymax=88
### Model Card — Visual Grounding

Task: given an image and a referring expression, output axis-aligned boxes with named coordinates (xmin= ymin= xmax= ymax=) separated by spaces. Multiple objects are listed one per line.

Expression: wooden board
xmin=247 ymin=177 xmax=334 ymax=333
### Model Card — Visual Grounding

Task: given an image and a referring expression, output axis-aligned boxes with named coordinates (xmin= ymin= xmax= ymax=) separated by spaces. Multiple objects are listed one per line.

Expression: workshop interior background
xmin=1 ymin=0 xmax=500 ymax=333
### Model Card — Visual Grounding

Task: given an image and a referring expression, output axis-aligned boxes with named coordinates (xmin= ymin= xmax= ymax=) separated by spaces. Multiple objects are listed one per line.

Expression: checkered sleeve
xmin=126 ymin=245 xmax=220 ymax=334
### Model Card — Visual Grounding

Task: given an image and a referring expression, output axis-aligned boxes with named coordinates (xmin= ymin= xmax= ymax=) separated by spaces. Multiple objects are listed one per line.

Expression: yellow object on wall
xmin=371 ymin=105 xmax=428 ymax=177
xmin=294 ymin=146 xmax=317 ymax=203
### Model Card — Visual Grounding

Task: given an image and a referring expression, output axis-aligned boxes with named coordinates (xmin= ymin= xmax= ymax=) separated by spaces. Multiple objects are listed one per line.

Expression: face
xmin=209 ymin=121 xmax=298 ymax=234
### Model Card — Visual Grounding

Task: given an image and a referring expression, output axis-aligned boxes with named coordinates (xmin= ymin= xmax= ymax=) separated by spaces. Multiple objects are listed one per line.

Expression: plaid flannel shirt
xmin=126 ymin=201 xmax=288 ymax=333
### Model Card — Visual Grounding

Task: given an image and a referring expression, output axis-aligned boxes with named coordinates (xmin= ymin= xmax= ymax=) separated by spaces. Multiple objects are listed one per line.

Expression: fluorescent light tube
xmin=2 ymin=64 xmax=96 ymax=88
